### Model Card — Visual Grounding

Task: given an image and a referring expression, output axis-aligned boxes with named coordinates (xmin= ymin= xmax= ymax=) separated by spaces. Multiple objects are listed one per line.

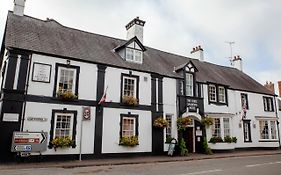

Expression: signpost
xmin=11 ymin=132 xmax=48 ymax=152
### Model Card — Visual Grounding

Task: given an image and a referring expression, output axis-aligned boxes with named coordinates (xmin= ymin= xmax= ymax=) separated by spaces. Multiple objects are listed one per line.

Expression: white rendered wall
xmin=162 ymin=77 xmax=178 ymax=151
xmin=102 ymin=108 xmax=152 ymax=153
xmin=23 ymin=102 xmax=96 ymax=155
xmin=28 ymin=54 xmax=97 ymax=101
xmin=104 ymin=67 xmax=151 ymax=105
xmin=203 ymin=82 xmax=279 ymax=148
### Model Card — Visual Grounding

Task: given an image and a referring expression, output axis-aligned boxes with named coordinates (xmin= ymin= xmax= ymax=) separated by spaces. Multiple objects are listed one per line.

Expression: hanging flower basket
xmin=57 ymin=90 xmax=78 ymax=100
xmin=153 ymin=117 xmax=168 ymax=128
xmin=201 ymin=117 xmax=214 ymax=128
xmin=177 ymin=117 xmax=192 ymax=131
xmin=119 ymin=136 xmax=139 ymax=146
xmin=122 ymin=95 xmax=138 ymax=106
xmin=48 ymin=136 xmax=76 ymax=151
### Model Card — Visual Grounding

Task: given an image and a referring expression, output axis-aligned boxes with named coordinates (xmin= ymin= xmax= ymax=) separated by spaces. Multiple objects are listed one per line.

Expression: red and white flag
xmin=98 ymin=86 xmax=108 ymax=105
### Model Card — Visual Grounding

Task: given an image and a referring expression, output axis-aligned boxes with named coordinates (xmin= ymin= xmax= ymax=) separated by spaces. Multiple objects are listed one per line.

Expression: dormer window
xmin=115 ymin=37 xmax=146 ymax=65
xmin=125 ymin=47 xmax=142 ymax=63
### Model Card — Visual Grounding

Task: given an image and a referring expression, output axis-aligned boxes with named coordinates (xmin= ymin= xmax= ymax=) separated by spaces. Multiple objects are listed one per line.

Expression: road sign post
xmin=11 ymin=132 xmax=48 ymax=152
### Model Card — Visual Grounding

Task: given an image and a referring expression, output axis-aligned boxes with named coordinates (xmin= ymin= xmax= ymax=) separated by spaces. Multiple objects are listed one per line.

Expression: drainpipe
xmin=20 ymin=53 xmax=32 ymax=131
xmin=274 ymin=96 xmax=281 ymax=148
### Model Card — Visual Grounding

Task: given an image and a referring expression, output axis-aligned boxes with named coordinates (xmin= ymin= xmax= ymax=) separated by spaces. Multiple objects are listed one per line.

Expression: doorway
xmin=183 ymin=127 xmax=194 ymax=153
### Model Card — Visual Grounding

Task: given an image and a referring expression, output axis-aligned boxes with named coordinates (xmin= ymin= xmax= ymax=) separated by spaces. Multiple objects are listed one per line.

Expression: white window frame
xmin=218 ymin=86 xmax=226 ymax=103
xmin=121 ymin=117 xmax=136 ymax=137
xmin=263 ymin=97 xmax=274 ymax=112
xmin=243 ymin=122 xmax=250 ymax=142
xmin=208 ymin=84 xmax=217 ymax=102
xmin=185 ymin=73 xmax=193 ymax=96
xmin=165 ymin=114 xmax=173 ymax=139
xmin=53 ymin=113 xmax=74 ymax=139
xmin=56 ymin=67 xmax=76 ymax=94
xmin=125 ymin=48 xmax=143 ymax=64
xmin=211 ymin=117 xmax=231 ymax=138
xmin=122 ymin=76 xmax=137 ymax=98
xmin=259 ymin=120 xmax=278 ymax=140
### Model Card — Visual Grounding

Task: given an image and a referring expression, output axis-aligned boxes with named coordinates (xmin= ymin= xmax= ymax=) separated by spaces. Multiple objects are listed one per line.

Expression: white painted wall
xmin=163 ymin=77 xmax=178 ymax=151
xmin=102 ymin=108 xmax=152 ymax=153
xmin=23 ymin=102 xmax=96 ymax=155
xmin=28 ymin=54 xmax=97 ymax=101
xmin=104 ymin=67 xmax=151 ymax=105
xmin=204 ymin=82 xmax=279 ymax=148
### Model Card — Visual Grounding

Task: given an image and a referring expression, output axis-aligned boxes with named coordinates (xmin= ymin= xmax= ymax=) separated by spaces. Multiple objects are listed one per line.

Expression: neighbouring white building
xmin=0 ymin=1 xmax=279 ymax=162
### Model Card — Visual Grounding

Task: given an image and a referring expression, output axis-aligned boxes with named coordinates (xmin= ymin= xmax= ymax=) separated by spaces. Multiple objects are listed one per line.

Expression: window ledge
xmin=259 ymin=139 xmax=279 ymax=142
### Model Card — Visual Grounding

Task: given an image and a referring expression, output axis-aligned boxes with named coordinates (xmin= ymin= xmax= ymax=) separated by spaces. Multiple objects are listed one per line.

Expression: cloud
xmin=0 ymin=0 xmax=280 ymax=86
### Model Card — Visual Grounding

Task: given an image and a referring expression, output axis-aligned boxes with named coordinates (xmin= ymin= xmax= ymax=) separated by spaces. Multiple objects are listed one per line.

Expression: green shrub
xmin=224 ymin=136 xmax=232 ymax=143
xmin=49 ymin=136 xmax=75 ymax=150
xmin=203 ymin=137 xmax=213 ymax=155
xmin=209 ymin=136 xmax=223 ymax=144
xmin=232 ymin=137 xmax=237 ymax=143
xmin=179 ymin=138 xmax=188 ymax=156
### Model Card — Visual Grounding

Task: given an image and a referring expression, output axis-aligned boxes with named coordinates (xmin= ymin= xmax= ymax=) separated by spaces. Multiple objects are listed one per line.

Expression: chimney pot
xmin=13 ymin=0 xmax=26 ymax=16
xmin=278 ymin=81 xmax=281 ymax=97
xmin=126 ymin=16 xmax=145 ymax=44
xmin=190 ymin=45 xmax=204 ymax=61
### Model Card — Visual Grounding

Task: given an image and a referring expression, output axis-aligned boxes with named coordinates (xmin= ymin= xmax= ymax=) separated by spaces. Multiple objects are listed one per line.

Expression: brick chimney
xmin=264 ymin=81 xmax=275 ymax=94
xmin=232 ymin=55 xmax=243 ymax=71
xmin=190 ymin=45 xmax=204 ymax=61
xmin=126 ymin=17 xmax=145 ymax=44
xmin=13 ymin=0 xmax=26 ymax=16
xmin=278 ymin=81 xmax=281 ymax=97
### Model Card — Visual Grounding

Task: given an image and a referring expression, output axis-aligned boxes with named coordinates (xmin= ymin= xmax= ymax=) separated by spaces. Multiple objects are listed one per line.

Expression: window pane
xmin=270 ymin=121 xmax=277 ymax=139
xmin=223 ymin=118 xmax=230 ymax=137
xmin=259 ymin=120 xmax=269 ymax=139
xmin=166 ymin=115 xmax=172 ymax=139
xmin=212 ymin=118 xmax=221 ymax=137
xmin=54 ymin=114 xmax=72 ymax=138
xmin=218 ymin=87 xmax=225 ymax=103
xmin=123 ymin=77 xmax=136 ymax=97
xmin=185 ymin=73 xmax=193 ymax=96
xmin=122 ymin=117 xmax=135 ymax=137
xmin=58 ymin=68 xmax=75 ymax=93
xmin=209 ymin=85 xmax=216 ymax=102
xmin=126 ymin=48 xmax=134 ymax=61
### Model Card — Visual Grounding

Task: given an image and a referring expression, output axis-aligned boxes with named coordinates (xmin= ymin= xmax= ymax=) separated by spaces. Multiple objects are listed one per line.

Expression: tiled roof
xmin=3 ymin=12 xmax=274 ymax=95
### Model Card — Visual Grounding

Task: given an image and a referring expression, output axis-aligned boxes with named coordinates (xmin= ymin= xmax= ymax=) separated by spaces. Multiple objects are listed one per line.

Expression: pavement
xmin=1 ymin=149 xmax=281 ymax=170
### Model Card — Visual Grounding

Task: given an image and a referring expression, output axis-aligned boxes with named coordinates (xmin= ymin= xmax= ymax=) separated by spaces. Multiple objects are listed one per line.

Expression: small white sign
xmin=27 ymin=117 xmax=47 ymax=122
xmin=195 ymin=130 xmax=203 ymax=136
xmin=2 ymin=113 xmax=19 ymax=122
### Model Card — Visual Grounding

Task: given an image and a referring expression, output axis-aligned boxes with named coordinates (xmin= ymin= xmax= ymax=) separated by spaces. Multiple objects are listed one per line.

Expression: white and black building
xmin=0 ymin=1 xmax=279 ymax=162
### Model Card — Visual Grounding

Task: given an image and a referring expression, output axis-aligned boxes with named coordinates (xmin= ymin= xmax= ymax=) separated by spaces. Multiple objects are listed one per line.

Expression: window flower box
xmin=119 ymin=136 xmax=139 ymax=146
xmin=122 ymin=96 xmax=138 ymax=106
xmin=57 ymin=90 xmax=78 ymax=101
xmin=153 ymin=117 xmax=168 ymax=128
xmin=209 ymin=142 xmax=235 ymax=150
xmin=48 ymin=136 xmax=76 ymax=151
xmin=208 ymin=136 xmax=237 ymax=150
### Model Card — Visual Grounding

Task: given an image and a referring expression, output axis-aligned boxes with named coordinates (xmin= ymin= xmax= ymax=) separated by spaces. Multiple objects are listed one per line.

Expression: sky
xmin=0 ymin=0 xmax=280 ymax=94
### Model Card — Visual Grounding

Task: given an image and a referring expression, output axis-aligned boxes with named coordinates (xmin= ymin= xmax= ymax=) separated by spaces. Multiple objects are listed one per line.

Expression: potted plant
xmin=177 ymin=117 xmax=192 ymax=131
xmin=202 ymin=137 xmax=213 ymax=155
xmin=57 ymin=90 xmax=77 ymax=100
xmin=48 ymin=136 xmax=76 ymax=151
xmin=201 ymin=117 xmax=213 ymax=128
xmin=153 ymin=117 xmax=168 ymax=128
xmin=122 ymin=95 xmax=138 ymax=106
xmin=119 ymin=136 xmax=139 ymax=146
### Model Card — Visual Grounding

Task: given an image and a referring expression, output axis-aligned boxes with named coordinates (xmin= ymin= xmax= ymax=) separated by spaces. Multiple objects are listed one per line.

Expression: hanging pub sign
xmin=82 ymin=107 xmax=91 ymax=120
xmin=187 ymin=98 xmax=198 ymax=112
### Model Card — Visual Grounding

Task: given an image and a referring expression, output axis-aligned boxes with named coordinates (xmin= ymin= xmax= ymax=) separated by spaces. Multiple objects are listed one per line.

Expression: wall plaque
xmin=32 ymin=62 xmax=52 ymax=83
